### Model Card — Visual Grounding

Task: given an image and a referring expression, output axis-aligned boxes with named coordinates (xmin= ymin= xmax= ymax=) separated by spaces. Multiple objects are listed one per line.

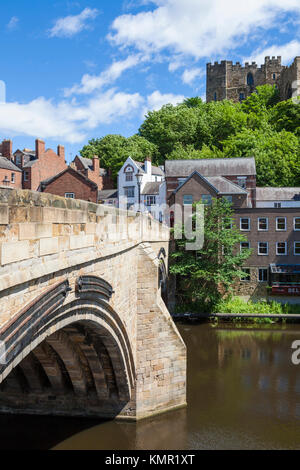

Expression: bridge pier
xmin=0 ymin=189 xmax=186 ymax=420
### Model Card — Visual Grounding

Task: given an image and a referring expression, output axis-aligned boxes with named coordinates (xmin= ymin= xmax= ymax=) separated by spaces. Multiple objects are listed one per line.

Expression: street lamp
xmin=135 ymin=170 xmax=143 ymax=210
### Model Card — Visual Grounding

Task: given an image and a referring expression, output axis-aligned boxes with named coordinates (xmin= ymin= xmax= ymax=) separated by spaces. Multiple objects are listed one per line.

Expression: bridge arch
xmin=0 ymin=278 xmax=135 ymax=417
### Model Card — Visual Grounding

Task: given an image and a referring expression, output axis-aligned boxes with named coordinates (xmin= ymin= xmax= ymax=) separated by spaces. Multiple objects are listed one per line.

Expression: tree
xmin=222 ymin=129 xmax=300 ymax=186
xmin=80 ymin=134 xmax=159 ymax=181
xmin=170 ymin=198 xmax=252 ymax=312
xmin=270 ymin=98 xmax=300 ymax=135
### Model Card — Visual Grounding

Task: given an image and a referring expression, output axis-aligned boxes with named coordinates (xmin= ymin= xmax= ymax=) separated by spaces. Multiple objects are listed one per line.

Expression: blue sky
xmin=0 ymin=0 xmax=300 ymax=162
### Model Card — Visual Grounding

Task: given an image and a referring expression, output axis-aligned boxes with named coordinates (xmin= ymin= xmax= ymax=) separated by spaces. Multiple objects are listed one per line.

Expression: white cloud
xmin=7 ymin=16 xmax=19 ymax=31
xmin=65 ymin=54 xmax=144 ymax=96
xmin=48 ymin=8 xmax=98 ymax=38
xmin=108 ymin=0 xmax=300 ymax=60
xmin=181 ymin=67 xmax=204 ymax=85
xmin=244 ymin=40 xmax=300 ymax=66
xmin=142 ymin=90 xmax=185 ymax=117
xmin=0 ymin=89 xmax=143 ymax=143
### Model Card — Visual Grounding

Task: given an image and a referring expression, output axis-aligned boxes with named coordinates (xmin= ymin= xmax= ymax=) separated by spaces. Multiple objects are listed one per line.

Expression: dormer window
xmin=124 ymin=164 xmax=134 ymax=182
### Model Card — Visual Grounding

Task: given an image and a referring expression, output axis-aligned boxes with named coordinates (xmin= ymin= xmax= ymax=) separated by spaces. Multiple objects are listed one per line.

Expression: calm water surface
xmin=1 ymin=323 xmax=300 ymax=450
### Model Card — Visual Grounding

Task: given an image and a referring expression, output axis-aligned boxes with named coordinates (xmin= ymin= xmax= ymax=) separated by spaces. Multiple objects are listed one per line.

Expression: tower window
xmin=214 ymin=92 xmax=217 ymax=101
xmin=247 ymin=72 xmax=254 ymax=87
xmin=273 ymin=73 xmax=276 ymax=80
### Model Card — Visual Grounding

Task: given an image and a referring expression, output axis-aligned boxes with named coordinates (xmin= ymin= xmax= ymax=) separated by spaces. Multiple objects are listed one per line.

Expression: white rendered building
xmin=118 ymin=156 xmax=166 ymax=222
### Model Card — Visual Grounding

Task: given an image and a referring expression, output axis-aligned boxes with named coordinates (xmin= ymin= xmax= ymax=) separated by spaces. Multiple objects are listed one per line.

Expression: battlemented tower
xmin=206 ymin=56 xmax=300 ymax=103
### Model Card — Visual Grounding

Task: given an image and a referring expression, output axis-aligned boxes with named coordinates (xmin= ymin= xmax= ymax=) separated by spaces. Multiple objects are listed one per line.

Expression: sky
xmin=0 ymin=0 xmax=300 ymax=162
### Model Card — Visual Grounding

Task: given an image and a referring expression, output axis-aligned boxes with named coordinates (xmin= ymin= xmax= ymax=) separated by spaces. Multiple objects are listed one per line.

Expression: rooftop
xmin=0 ymin=157 xmax=22 ymax=172
xmin=165 ymin=157 xmax=256 ymax=177
xmin=256 ymin=187 xmax=300 ymax=201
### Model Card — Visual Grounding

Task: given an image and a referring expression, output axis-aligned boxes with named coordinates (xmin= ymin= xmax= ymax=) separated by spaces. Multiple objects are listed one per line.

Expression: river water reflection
xmin=1 ymin=323 xmax=300 ymax=450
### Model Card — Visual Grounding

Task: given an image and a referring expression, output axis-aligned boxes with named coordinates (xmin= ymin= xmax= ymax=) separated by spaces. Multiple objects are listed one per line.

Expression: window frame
xmin=294 ymin=217 xmax=300 ymax=231
xmin=237 ymin=176 xmax=247 ymax=189
xmin=124 ymin=186 xmax=135 ymax=198
xmin=276 ymin=217 xmax=287 ymax=231
xmin=258 ymin=268 xmax=268 ymax=283
xmin=24 ymin=171 xmax=29 ymax=182
xmin=241 ymin=268 xmax=251 ymax=282
xmin=240 ymin=241 xmax=250 ymax=253
xmin=145 ymin=195 xmax=156 ymax=206
xmin=240 ymin=217 xmax=250 ymax=231
xmin=258 ymin=242 xmax=269 ymax=256
xmin=276 ymin=242 xmax=287 ymax=256
xmin=294 ymin=242 xmax=300 ymax=256
xmin=11 ymin=173 xmax=15 ymax=183
xmin=65 ymin=192 xmax=75 ymax=199
xmin=202 ymin=194 xmax=212 ymax=205
xmin=183 ymin=194 xmax=193 ymax=206
xmin=258 ymin=217 xmax=268 ymax=231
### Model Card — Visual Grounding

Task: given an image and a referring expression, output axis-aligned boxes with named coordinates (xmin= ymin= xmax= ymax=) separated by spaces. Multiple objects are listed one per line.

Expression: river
xmin=0 ymin=322 xmax=299 ymax=450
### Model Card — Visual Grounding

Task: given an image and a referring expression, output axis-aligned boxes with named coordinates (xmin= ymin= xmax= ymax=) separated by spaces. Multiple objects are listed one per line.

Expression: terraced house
xmin=166 ymin=157 xmax=300 ymax=304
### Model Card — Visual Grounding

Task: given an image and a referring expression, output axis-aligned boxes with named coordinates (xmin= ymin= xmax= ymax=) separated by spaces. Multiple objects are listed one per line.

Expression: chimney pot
xmin=1 ymin=140 xmax=13 ymax=159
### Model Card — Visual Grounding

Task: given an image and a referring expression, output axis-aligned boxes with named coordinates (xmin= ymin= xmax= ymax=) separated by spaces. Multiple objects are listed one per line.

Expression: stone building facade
xmin=206 ymin=56 xmax=300 ymax=103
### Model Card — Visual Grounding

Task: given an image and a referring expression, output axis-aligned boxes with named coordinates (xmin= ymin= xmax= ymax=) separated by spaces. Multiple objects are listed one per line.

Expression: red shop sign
xmin=272 ymin=286 xmax=300 ymax=295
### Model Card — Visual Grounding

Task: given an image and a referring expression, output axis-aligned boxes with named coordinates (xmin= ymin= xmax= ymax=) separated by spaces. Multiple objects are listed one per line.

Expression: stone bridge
xmin=0 ymin=189 xmax=186 ymax=420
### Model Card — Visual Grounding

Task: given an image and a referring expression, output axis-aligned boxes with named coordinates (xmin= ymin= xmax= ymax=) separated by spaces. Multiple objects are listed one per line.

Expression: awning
xmin=270 ymin=264 xmax=300 ymax=274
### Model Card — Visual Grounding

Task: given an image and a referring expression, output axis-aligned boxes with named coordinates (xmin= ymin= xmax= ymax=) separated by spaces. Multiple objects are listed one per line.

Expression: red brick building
xmin=0 ymin=140 xmax=22 ymax=189
xmin=13 ymin=139 xmax=67 ymax=191
xmin=40 ymin=167 xmax=98 ymax=203
xmin=73 ymin=156 xmax=113 ymax=190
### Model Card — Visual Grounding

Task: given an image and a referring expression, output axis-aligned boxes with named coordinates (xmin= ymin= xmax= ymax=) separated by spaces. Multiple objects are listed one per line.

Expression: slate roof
xmin=256 ymin=187 xmax=300 ymax=201
xmin=98 ymin=189 xmax=118 ymax=199
xmin=173 ymin=171 xmax=247 ymax=195
xmin=76 ymin=156 xmax=108 ymax=176
xmin=133 ymin=160 xmax=164 ymax=177
xmin=141 ymin=182 xmax=161 ymax=195
xmin=0 ymin=156 xmax=22 ymax=172
xmin=165 ymin=157 xmax=256 ymax=177
xmin=40 ymin=167 xmax=98 ymax=189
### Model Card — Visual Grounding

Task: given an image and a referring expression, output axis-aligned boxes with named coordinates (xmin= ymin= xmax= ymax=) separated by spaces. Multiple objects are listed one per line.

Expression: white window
xmin=65 ymin=193 xmax=75 ymax=198
xmin=294 ymin=218 xmax=300 ymax=231
xmin=241 ymin=268 xmax=251 ymax=282
xmin=240 ymin=218 xmax=250 ymax=231
xmin=258 ymin=217 xmax=268 ymax=231
xmin=276 ymin=242 xmax=287 ymax=255
xmin=274 ymin=203 xmax=281 ymax=208
xmin=294 ymin=242 xmax=300 ymax=255
xmin=258 ymin=242 xmax=268 ymax=255
xmin=240 ymin=241 xmax=250 ymax=253
xmin=16 ymin=156 xmax=21 ymax=166
xmin=146 ymin=195 xmax=156 ymax=206
xmin=237 ymin=177 xmax=247 ymax=189
xmin=24 ymin=171 xmax=29 ymax=182
xmin=259 ymin=268 xmax=268 ymax=283
xmin=126 ymin=174 xmax=133 ymax=182
xmin=11 ymin=173 xmax=15 ymax=183
xmin=276 ymin=217 xmax=286 ymax=231
xmin=124 ymin=186 xmax=135 ymax=198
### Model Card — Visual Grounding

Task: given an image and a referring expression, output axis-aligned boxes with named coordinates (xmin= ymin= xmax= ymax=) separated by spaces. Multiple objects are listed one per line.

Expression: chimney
xmin=144 ymin=156 xmax=152 ymax=176
xmin=1 ymin=140 xmax=12 ymax=159
xmin=57 ymin=145 xmax=65 ymax=160
xmin=35 ymin=139 xmax=45 ymax=158
xmin=92 ymin=156 xmax=100 ymax=173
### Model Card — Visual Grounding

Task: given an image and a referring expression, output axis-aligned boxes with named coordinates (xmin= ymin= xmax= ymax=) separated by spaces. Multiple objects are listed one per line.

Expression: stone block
xmin=19 ymin=223 xmax=36 ymax=240
xmin=70 ymin=234 xmax=94 ymax=250
xmin=0 ymin=205 xmax=8 ymax=225
xmin=39 ymin=237 xmax=59 ymax=256
xmin=36 ymin=223 xmax=53 ymax=238
xmin=1 ymin=240 xmax=30 ymax=265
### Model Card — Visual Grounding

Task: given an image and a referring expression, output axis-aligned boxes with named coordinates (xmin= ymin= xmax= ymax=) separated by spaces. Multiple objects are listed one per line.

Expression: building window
xmin=276 ymin=242 xmax=287 ymax=255
xmin=11 ymin=173 xmax=15 ymax=183
xmin=124 ymin=186 xmax=135 ymax=198
xmin=240 ymin=218 xmax=250 ymax=231
xmin=259 ymin=268 xmax=268 ymax=283
xmin=276 ymin=217 xmax=286 ymax=231
xmin=183 ymin=195 xmax=193 ymax=205
xmin=202 ymin=195 xmax=212 ymax=205
xmin=273 ymin=73 xmax=276 ymax=80
xmin=247 ymin=72 xmax=254 ymax=86
xmin=16 ymin=156 xmax=21 ymax=166
xmin=258 ymin=217 xmax=268 ymax=231
xmin=237 ymin=176 xmax=247 ymax=189
xmin=240 ymin=241 xmax=250 ymax=253
xmin=294 ymin=242 xmax=300 ymax=255
xmin=214 ymin=92 xmax=217 ymax=101
xmin=294 ymin=218 xmax=300 ymax=231
xmin=239 ymin=92 xmax=245 ymax=101
xmin=24 ymin=171 xmax=29 ymax=182
xmin=274 ymin=202 xmax=281 ymax=208
xmin=65 ymin=193 xmax=75 ymax=198
xmin=223 ymin=195 xmax=233 ymax=204
xmin=258 ymin=242 xmax=268 ymax=255
xmin=126 ymin=174 xmax=133 ymax=182
xmin=241 ymin=268 xmax=251 ymax=282
xmin=146 ymin=195 xmax=156 ymax=206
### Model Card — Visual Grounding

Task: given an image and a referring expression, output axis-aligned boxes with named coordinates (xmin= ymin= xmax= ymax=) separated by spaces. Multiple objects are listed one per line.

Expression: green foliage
xmin=270 ymin=98 xmax=300 ymax=135
xmin=80 ymin=134 xmax=159 ymax=180
xmin=170 ymin=198 xmax=252 ymax=311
